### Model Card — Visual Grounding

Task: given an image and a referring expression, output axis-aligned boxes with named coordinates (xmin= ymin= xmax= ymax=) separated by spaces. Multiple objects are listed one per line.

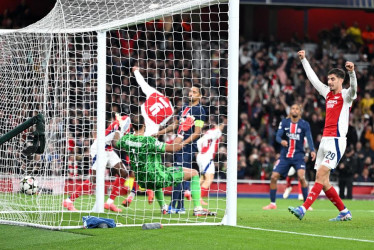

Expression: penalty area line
xmin=235 ymin=225 xmax=374 ymax=243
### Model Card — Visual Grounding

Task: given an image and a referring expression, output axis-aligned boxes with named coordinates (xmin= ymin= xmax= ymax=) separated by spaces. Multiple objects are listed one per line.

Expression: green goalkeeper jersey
xmin=116 ymin=134 xmax=184 ymax=189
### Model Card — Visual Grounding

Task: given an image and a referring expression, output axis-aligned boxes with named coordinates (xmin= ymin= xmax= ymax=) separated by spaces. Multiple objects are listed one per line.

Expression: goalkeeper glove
xmin=177 ymin=114 xmax=195 ymax=137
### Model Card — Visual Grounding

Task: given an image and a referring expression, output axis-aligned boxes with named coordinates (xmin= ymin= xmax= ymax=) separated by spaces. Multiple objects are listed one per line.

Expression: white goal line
xmin=235 ymin=225 xmax=374 ymax=243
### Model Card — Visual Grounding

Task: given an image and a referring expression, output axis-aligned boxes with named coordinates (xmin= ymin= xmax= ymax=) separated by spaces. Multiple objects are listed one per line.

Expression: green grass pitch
xmin=1 ymin=198 xmax=374 ymax=249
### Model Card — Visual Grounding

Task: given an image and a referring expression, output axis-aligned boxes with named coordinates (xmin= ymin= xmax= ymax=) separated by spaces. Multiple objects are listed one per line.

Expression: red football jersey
xmin=144 ymin=92 xmax=173 ymax=125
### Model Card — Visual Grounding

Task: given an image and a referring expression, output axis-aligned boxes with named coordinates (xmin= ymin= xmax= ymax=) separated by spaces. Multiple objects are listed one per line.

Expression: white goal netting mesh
xmin=0 ymin=0 xmax=229 ymax=229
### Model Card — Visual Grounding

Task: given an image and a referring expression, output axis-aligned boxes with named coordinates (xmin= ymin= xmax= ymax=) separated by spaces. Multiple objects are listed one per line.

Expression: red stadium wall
xmin=275 ymin=8 xmax=305 ymax=41
xmin=277 ymin=8 xmax=374 ymax=41
xmin=250 ymin=6 xmax=374 ymax=42
xmin=253 ymin=7 xmax=270 ymax=39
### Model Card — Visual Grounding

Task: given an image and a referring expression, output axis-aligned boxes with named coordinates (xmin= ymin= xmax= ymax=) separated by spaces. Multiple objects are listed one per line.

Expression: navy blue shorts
xmin=273 ymin=157 xmax=306 ymax=177
xmin=174 ymin=144 xmax=197 ymax=169
xmin=174 ymin=151 xmax=194 ymax=168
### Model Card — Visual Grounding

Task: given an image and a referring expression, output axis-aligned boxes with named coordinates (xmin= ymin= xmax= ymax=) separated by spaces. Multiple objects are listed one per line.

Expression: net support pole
xmin=92 ymin=31 xmax=107 ymax=213
xmin=224 ymin=0 xmax=239 ymax=226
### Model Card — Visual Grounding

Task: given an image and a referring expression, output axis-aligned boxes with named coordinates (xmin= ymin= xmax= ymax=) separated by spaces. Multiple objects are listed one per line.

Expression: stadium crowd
xmin=237 ymin=21 xmax=374 ymax=187
xmin=0 ymin=2 xmax=373 ymax=194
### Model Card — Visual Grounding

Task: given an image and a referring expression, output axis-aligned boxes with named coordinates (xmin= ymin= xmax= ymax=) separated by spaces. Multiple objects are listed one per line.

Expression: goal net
xmin=0 ymin=0 xmax=236 ymax=229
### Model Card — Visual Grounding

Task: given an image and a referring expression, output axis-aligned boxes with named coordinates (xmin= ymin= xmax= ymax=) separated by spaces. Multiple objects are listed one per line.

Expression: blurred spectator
xmin=364 ymin=125 xmax=374 ymax=151
xmin=246 ymin=154 xmax=261 ymax=179
xmin=362 ymin=25 xmax=374 ymax=59
xmin=308 ymin=113 xmax=324 ymax=145
xmin=355 ymin=141 xmax=367 ymax=179
xmin=239 ymin=45 xmax=252 ymax=66
xmin=259 ymin=154 xmax=273 ymax=180
xmin=356 ymin=168 xmax=372 ymax=182
xmin=238 ymin=155 xmax=247 ymax=179
xmin=347 ymin=21 xmax=363 ymax=47
xmin=337 ymin=146 xmax=357 ymax=199
xmin=359 ymin=93 xmax=374 ymax=115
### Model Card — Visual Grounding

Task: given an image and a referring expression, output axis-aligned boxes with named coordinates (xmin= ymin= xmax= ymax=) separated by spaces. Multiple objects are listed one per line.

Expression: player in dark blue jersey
xmin=156 ymin=85 xmax=206 ymax=213
xmin=263 ymin=104 xmax=316 ymax=210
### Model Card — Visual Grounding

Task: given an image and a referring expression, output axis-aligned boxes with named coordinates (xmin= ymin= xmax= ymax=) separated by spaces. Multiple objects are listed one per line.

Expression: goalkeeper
xmin=112 ymin=114 xmax=216 ymax=216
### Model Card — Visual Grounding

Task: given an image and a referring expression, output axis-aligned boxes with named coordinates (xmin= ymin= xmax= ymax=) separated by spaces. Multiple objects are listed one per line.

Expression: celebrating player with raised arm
xmin=113 ymin=115 xmax=216 ymax=216
xmin=133 ymin=66 xmax=174 ymax=136
xmin=263 ymin=104 xmax=316 ymax=210
xmin=289 ymin=50 xmax=357 ymax=221
xmin=122 ymin=66 xmax=174 ymax=207
xmin=63 ymin=113 xmax=131 ymax=212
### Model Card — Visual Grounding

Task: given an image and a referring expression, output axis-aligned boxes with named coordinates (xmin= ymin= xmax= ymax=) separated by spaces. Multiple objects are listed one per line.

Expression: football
xmin=20 ymin=176 xmax=39 ymax=195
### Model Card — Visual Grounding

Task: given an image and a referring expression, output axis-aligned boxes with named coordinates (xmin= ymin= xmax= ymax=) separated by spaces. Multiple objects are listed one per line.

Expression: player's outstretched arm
xmin=155 ymin=119 xmax=179 ymax=136
xmin=132 ymin=66 xmax=156 ymax=97
xmin=345 ymin=61 xmax=357 ymax=102
xmin=132 ymin=66 xmax=147 ymax=86
xmin=164 ymin=140 xmax=188 ymax=153
xmin=298 ymin=50 xmax=329 ymax=98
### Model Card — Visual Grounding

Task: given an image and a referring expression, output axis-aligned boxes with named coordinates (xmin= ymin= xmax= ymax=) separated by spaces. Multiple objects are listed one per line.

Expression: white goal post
xmin=0 ymin=0 xmax=238 ymax=229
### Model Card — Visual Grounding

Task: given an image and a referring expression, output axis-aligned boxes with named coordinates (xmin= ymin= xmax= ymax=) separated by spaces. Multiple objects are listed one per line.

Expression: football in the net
xmin=20 ymin=176 xmax=39 ymax=195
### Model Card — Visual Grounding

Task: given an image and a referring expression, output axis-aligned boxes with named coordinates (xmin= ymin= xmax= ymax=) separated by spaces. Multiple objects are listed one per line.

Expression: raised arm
xmin=298 ymin=50 xmax=329 ymax=98
xmin=345 ymin=61 xmax=357 ymax=103
xmin=132 ymin=66 xmax=160 ymax=97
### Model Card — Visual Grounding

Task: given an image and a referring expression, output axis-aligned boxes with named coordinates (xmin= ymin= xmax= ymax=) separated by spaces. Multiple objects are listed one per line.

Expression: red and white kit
xmin=134 ymin=70 xmax=174 ymax=136
xmin=90 ymin=116 xmax=131 ymax=170
xmin=196 ymin=127 xmax=222 ymax=174
xmin=301 ymin=58 xmax=357 ymax=169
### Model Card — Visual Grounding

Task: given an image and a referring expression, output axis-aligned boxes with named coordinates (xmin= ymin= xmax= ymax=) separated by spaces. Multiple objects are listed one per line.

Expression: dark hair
xmin=328 ymin=68 xmax=345 ymax=79
xmin=192 ymin=84 xmax=205 ymax=96
xmin=131 ymin=114 xmax=144 ymax=131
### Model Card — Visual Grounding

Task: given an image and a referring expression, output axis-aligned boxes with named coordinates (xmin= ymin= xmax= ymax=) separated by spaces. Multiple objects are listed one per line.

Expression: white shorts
xmin=91 ymin=150 xmax=121 ymax=170
xmin=315 ymin=137 xmax=346 ymax=170
xmin=197 ymin=154 xmax=215 ymax=175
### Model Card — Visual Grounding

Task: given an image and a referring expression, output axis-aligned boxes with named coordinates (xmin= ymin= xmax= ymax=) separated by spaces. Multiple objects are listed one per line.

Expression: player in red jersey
xmin=63 ymin=113 xmax=131 ymax=212
xmin=196 ymin=122 xmax=225 ymax=205
xmin=122 ymin=66 xmax=174 ymax=207
xmin=289 ymin=50 xmax=357 ymax=221
xmin=133 ymin=66 xmax=174 ymax=136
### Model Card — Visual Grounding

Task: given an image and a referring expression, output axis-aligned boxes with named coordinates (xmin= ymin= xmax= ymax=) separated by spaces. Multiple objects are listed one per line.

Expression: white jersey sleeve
xmin=197 ymin=128 xmax=222 ymax=153
xmin=301 ymin=58 xmax=329 ymax=98
xmin=134 ymin=70 xmax=162 ymax=97
xmin=345 ymin=71 xmax=357 ymax=104
xmin=119 ymin=116 xmax=131 ymax=136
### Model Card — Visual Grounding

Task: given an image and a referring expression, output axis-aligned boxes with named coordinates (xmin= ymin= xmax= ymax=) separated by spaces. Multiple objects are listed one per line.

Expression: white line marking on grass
xmin=236 ymin=225 xmax=374 ymax=243
xmin=311 ymin=209 xmax=374 ymax=213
